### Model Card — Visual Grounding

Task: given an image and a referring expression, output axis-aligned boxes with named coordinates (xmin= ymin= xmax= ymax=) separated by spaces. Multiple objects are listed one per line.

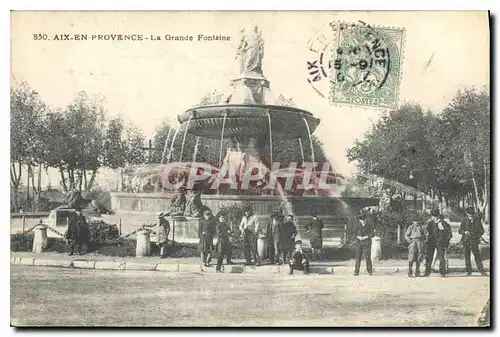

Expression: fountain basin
xmin=178 ymin=104 xmax=320 ymax=140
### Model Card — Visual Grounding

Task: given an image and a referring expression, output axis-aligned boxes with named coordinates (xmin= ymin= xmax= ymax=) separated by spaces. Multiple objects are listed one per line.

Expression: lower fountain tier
xmin=177 ymin=104 xmax=320 ymax=140
xmin=109 ymin=193 xmax=383 ymax=246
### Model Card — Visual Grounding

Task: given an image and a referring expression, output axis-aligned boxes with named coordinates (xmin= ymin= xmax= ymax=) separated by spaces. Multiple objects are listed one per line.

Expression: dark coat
xmin=64 ymin=211 xmax=88 ymax=244
xmin=215 ymin=221 xmax=232 ymax=254
xmin=290 ymin=249 xmax=308 ymax=267
xmin=353 ymin=220 xmax=375 ymax=246
xmin=306 ymin=218 xmax=324 ymax=249
xmin=198 ymin=217 xmax=216 ymax=253
xmin=458 ymin=216 xmax=484 ymax=244
xmin=281 ymin=221 xmax=297 ymax=252
xmin=426 ymin=218 xmax=452 ymax=246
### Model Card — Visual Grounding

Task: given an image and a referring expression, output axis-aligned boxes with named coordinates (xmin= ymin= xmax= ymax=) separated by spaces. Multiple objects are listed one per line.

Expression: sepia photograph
xmin=9 ymin=10 xmax=490 ymax=327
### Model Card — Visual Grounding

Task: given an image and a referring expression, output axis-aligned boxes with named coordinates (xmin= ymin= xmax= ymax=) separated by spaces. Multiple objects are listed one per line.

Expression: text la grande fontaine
xmin=157 ymin=34 xmax=231 ymax=41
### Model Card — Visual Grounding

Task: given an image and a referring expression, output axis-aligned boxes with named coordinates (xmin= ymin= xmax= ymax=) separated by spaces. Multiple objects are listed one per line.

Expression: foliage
xmin=216 ymin=202 xmax=250 ymax=256
xmin=10 ymin=81 xmax=47 ymax=208
xmin=86 ymin=220 xmax=120 ymax=244
xmin=347 ymin=88 xmax=490 ymax=221
xmin=10 ymin=82 xmax=146 ymax=200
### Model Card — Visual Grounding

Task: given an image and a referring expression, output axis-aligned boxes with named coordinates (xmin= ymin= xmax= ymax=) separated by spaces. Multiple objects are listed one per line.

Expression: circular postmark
xmin=306 ymin=21 xmax=405 ymax=110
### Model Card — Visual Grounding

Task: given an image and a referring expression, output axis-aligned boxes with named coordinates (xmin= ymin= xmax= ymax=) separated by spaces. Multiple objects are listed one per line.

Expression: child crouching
xmin=288 ymin=240 xmax=310 ymax=275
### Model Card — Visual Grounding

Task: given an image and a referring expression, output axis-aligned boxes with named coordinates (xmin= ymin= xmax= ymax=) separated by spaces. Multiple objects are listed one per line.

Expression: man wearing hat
xmin=458 ymin=207 xmax=487 ymax=276
xmin=281 ymin=214 xmax=298 ymax=264
xmin=239 ymin=206 xmax=261 ymax=265
xmin=214 ymin=212 xmax=232 ymax=272
xmin=156 ymin=212 xmax=171 ymax=258
xmin=424 ymin=209 xmax=452 ymax=277
xmin=306 ymin=212 xmax=324 ymax=261
xmin=404 ymin=216 xmax=427 ymax=277
xmin=288 ymin=240 xmax=310 ymax=275
xmin=353 ymin=213 xmax=375 ymax=276
xmin=199 ymin=209 xmax=217 ymax=266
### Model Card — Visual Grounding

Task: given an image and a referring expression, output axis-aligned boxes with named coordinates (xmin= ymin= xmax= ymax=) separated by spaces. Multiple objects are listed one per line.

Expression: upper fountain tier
xmin=177 ymin=25 xmax=320 ymax=141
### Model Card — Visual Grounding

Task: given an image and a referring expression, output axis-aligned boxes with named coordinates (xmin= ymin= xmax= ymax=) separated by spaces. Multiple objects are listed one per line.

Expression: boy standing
xmin=156 ymin=212 xmax=170 ymax=258
xmin=404 ymin=217 xmax=426 ymax=277
xmin=306 ymin=212 xmax=324 ymax=261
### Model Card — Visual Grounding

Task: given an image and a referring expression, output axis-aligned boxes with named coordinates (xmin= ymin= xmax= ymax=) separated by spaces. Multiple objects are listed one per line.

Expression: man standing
xmin=64 ymin=205 xmax=88 ymax=256
xmin=215 ymin=212 xmax=232 ymax=272
xmin=199 ymin=210 xmax=216 ymax=267
xmin=353 ymin=213 xmax=374 ymax=276
xmin=306 ymin=212 xmax=324 ymax=261
xmin=459 ymin=207 xmax=487 ymax=276
xmin=405 ymin=216 xmax=427 ymax=277
xmin=239 ymin=207 xmax=261 ymax=266
xmin=156 ymin=212 xmax=170 ymax=258
xmin=424 ymin=209 xmax=452 ymax=277
xmin=281 ymin=214 xmax=298 ymax=264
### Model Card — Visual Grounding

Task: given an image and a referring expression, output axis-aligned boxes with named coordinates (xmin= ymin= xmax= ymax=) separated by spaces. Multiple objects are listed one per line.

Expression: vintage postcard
xmin=10 ymin=11 xmax=490 ymax=327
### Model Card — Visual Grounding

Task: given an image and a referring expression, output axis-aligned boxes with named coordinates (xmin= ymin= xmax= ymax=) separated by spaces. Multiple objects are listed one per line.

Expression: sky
xmin=10 ymin=11 xmax=489 ymax=187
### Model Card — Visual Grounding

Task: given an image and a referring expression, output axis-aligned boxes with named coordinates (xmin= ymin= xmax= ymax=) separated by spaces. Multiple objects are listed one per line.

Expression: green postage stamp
xmin=329 ymin=22 xmax=405 ymax=110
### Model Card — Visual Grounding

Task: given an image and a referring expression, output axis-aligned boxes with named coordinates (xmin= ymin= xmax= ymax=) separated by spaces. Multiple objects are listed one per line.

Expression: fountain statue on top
xmin=236 ymin=25 xmax=265 ymax=77
xmin=177 ymin=25 xmax=320 ymax=191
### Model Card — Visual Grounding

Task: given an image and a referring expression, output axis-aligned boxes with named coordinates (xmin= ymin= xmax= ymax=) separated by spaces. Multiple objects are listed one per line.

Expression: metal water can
xmin=32 ymin=225 xmax=48 ymax=253
xmin=136 ymin=230 xmax=152 ymax=257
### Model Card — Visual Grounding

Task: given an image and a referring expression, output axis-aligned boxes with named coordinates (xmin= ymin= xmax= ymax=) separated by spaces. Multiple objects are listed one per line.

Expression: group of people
xmin=353 ymin=207 xmax=488 ymax=277
xmin=61 ymin=185 xmax=488 ymax=278
xmin=151 ymin=205 xmax=322 ymax=274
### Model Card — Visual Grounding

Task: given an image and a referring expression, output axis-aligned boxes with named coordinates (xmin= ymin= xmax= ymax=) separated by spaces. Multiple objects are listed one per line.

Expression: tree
xmin=347 ymin=89 xmax=491 ymax=222
xmin=439 ymin=87 xmax=490 ymax=220
xmin=42 ymin=92 xmax=106 ymax=192
xmin=10 ymin=81 xmax=47 ymax=210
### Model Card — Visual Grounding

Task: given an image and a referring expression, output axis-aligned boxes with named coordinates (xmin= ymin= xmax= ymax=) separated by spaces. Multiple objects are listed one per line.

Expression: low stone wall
xmin=110 ymin=192 xmax=381 ymax=217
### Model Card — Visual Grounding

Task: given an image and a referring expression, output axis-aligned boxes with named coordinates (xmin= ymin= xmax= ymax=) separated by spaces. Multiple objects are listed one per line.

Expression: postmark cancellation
xmin=328 ymin=22 xmax=405 ymax=110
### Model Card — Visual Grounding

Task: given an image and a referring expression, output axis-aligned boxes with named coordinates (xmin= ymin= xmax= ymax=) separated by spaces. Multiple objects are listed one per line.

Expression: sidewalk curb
xmin=9 ymin=256 xmax=489 ymax=276
xmin=94 ymin=261 xmax=126 ymax=270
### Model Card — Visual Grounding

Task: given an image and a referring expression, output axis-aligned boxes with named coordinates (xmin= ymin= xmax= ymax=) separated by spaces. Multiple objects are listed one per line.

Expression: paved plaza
xmin=11 ymin=265 xmax=489 ymax=327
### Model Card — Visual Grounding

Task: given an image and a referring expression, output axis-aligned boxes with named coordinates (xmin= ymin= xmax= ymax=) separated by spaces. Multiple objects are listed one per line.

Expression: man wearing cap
xmin=239 ymin=207 xmax=261 ymax=265
xmin=199 ymin=209 xmax=217 ymax=266
xmin=289 ymin=240 xmax=310 ymax=275
xmin=353 ymin=213 xmax=375 ymax=276
xmin=281 ymin=214 xmax=298 ymax=264
xmin=306 ymin=212 xmax=324 ymax=261
xmin=405 ymin=216 xmax=427 ymax=277
xmin=424 ymin=209 xmax=452 ymax=277
xmin=458 ymin=207 xmax=487 ymax=276
xmin=156 ymin=212 xmax=170 ymax=258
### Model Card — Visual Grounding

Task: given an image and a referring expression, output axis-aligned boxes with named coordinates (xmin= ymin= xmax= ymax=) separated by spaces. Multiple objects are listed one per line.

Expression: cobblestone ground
xmin=10 ymin=265 xmax=489 ymax=327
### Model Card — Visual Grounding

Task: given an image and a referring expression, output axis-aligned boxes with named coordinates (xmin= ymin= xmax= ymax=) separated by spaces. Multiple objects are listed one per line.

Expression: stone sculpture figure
xmin=165 ymin=188 xmax=187 ymax=217
xmin=184 ymin=189 xmax=205 ymax=218
xmin=235 ymin=25 xmax=265 ymax=76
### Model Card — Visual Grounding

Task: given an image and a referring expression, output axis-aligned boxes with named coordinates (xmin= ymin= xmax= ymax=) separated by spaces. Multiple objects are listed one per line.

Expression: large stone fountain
xmin=110 ymin=26 xmax=378 ymax=245
xmin=178 ymin=25 xmax=320 ymax=177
